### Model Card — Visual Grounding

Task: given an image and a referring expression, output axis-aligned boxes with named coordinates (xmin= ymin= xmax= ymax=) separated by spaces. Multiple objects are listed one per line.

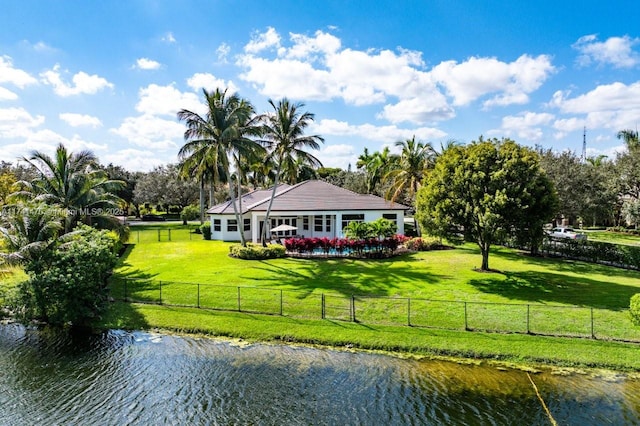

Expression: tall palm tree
xmin=384 ymin=136 xmax=436 ymax=205
xmin=258 ymin=98 xmax=324 ymax=245
xmin=357 ymin=146 xmax=397 ymax=194
xmin=13 ymin=144 xmax=124 ymax=234
xmin=617 ymin=129 xmax=639 ymax=150
xmin=178 ymin=88 xmax=263 ymax=244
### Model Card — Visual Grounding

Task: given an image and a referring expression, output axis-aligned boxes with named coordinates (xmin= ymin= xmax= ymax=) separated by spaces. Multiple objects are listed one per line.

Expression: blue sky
xmin=1 ymin=0 xmax=640 ymax=171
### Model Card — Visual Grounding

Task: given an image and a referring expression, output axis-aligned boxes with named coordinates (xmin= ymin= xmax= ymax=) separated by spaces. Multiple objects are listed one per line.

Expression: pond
xmin=0 ymin=323 xmax=638 ymax=425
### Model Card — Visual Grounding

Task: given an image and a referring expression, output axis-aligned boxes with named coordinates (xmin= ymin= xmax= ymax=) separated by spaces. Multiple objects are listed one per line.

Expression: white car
xmin=548 ymin=227 xmax=587 ymax=240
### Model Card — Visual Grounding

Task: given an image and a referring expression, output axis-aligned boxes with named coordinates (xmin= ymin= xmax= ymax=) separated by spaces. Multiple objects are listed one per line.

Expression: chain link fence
xmin=110 ymin=278 xmax=640 ymax=342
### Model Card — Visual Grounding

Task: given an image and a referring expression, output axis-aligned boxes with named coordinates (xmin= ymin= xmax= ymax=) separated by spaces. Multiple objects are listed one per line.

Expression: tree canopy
xmin=416 ymin=138 xmax=557 ymax=270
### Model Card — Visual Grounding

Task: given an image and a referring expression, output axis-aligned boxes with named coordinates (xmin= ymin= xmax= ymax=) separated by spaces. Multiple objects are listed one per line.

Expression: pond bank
xmin=96 ymin=301 xmax=640 ymax=372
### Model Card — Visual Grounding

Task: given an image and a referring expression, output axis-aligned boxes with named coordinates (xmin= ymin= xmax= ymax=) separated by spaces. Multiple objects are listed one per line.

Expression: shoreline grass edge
xmin=97 ymin=301 xmax=640 ymax=373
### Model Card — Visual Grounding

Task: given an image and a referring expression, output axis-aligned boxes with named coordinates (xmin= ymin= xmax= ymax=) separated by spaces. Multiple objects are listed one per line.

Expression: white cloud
xmin=549 ymin=82 xmax=640 ymax=131
xmin=216 ymin=43 xmax=230 ymax=62
xmin=0 ymin=107 xmax=45 ymax=138
xmin=313 ymin=118 xmax=447 ymax=142
xmin=162 ymin=32 xmax=176 ymax=43
xmin=40 ymin=64 xmax=114 ymax=96
xmin=244 ymin=27 xmax=281 ymax=54
xmin=102 ymin=148 xmax=168 ymax=172
xmin=186 ymin=73 xmax=237 ymax=94
xmin=0 ymin=87 xmax=18 ymax=101
xmin=135 ymin=58 xmax=162 ymax=70
xmin=491 ymin=111 xmax=555 ymax=141
xmin=379 ymin=96 xmax=454 ymax=124
xmin=431 ymin=54 xmax=555 ymax=107
xmin=135 ymin=83 xmax=203 ymax=116
xmin=0 ymin=55 xmax=38 ymax=88
xmin=110 ymin=114 xmax=183 ymax=150
xmin=238 ymin=28 xmax=555 ymax=125
xmin=59 ymin=113 xmax=103 ymax=128
xmin=573 ymin=34 xmax=640 ymax=68
xmin=316 ymin=143 xmax=356 ymax=169
xmin=0 ymin=131 xmax=106 ymax=163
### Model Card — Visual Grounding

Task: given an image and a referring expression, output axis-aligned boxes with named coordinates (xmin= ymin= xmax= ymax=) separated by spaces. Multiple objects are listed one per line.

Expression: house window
xmin=314 ymin=216 xmax=323 ymax=232
xmin=243 ymin=218 xmax=250 ymax=231
xmin=341 ymin=214 xmax=365 ymax=230
xmin=303 ymin=217 xmax=309 ymax=231
xmin=227 ymin=219 xmax=238 ymax=232
xmin=382 ymin=213 xmax=397 ymax=226
xmin=270 ymin=217 xmax=297 ymax=236
xmin=325 ymin=216 xmax=331 ymax=233
xmin=213 ymin=219 xmax=221 ymax=232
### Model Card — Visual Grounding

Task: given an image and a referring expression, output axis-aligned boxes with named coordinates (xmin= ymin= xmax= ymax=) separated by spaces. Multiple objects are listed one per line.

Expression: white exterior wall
xmin=210 ymin=214 xmax=251 ymax=242
xmin=240 ymin=209 xmax=405 ymax=243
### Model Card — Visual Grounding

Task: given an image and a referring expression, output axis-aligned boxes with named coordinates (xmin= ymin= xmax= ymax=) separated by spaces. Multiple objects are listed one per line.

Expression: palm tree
xmin=258 ymin=98 xmax=324 ymax=245
xmin=617 ymin=129 xmax=639 ymax=150
xmin=178 ymin=88 xmax=263 ymax=244
xmin=13 ymin=144 xmax=124 ymax=234
xmin=356 ymin=146 xmax=397 ymax=194
xmin=0 ymin=201 xmax=63 ymax=264
xmin=384 ymin=136 xmax=436 ymax=205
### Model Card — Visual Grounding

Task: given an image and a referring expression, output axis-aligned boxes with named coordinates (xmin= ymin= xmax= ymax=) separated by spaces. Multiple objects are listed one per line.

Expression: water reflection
xmin=0 ymin=324 xmax=638 ymax=425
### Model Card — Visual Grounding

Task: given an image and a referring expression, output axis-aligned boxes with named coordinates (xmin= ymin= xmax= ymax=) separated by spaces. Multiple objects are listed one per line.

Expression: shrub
xmin=229 ymin=243 xmax=286 ymax=260
xmin=180 ymin=205 xmax=200 ymax=223
xmin=14 ymin=226 xmax=119 ymax=326
xmin=200 ymin=223 xmax=212 ymax=240
xmin=631 ymin=294 xmax=640 ymax=326
xmin=405 ymin=236 xmax=441 ymax=251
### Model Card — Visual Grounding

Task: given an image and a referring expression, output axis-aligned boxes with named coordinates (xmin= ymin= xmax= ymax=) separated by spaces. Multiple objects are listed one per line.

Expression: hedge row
xmin=229 ymin=243 xmax=286 ymax=260
xmin=542 ymin=237 xmax=640 ymax=270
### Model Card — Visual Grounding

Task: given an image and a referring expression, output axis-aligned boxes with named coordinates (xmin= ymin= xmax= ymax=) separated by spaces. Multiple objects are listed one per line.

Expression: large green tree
xmin=258 ymin=98 xmax=324 ymax=245
xmin=417 ymin=138 xmax=557 ymax=270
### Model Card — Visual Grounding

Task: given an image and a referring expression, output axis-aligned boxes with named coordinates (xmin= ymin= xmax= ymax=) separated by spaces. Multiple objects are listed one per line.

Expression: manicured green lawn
xmin=584 ymin=230 xmax=640 ymax=246
xmin=104 ymin=231 xmax=640 ymax=370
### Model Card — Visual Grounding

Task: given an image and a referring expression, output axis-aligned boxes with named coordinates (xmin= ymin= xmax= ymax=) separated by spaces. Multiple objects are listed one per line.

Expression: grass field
xmin=104 ymin=229 xmax=640 ymax=368
xmin=584 ymin=229 xmax=640 ymax=246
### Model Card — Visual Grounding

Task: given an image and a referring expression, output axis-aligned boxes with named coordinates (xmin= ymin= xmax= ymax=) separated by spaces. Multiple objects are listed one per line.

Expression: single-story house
xmin=206 ymin=179 xmax=410 ymax=243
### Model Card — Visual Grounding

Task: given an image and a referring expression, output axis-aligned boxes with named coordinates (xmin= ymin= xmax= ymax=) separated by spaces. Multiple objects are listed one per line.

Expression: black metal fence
xmin=111 ymin=279 xmax=640 ymax=343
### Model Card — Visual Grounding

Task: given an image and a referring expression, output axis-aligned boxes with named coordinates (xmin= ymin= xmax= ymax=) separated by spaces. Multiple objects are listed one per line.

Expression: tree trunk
xmin=480 ymin=242 xmax=490 ymax=271
xmin=199 ymin=180 xmax=205 ymax=224
xmin=229 ymin=175 xmax=246 ymax=247
xmin=260 ymin=165 xmax=281 ymax=247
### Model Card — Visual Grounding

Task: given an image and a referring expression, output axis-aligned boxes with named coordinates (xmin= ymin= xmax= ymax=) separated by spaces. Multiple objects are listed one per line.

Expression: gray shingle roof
xmin=206 ymin=180 xmax=409 ymax=214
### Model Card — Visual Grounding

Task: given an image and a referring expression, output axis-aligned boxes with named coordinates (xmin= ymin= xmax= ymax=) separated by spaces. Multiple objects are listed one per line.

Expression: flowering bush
xmin=283 ymin=235 xmax=402 ymax=258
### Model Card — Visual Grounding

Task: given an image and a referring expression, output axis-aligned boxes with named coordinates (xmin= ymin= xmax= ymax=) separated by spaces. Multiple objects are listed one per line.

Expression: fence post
xmin=280 ymin=289 xmax=283 ymax=316
xmin=527 ymin=304 xmax=530 ymax=334
xmin=464 ymin=302 xmax=468 ymax=330
xmin=351 ymin=295 xmax=356 ymax=322
xmin=197 ymin=283 xmax=200 ymax=308
xmin=591 ymin=307 xmax=595 ymax=339
xmin=321 ymin=293 xmax=325 ymax=319
xmin=237 ymin=287 xmax=241 ymax=311
xmin=407 ymin=298 xmax=411 ymax=326
xmin=159 ymin=281 xmax=162 ymax=304
xmin=157 ymin=229 xmax=160 ymax=242
xmin=168 ymin=229 xmax=171 ymax=242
